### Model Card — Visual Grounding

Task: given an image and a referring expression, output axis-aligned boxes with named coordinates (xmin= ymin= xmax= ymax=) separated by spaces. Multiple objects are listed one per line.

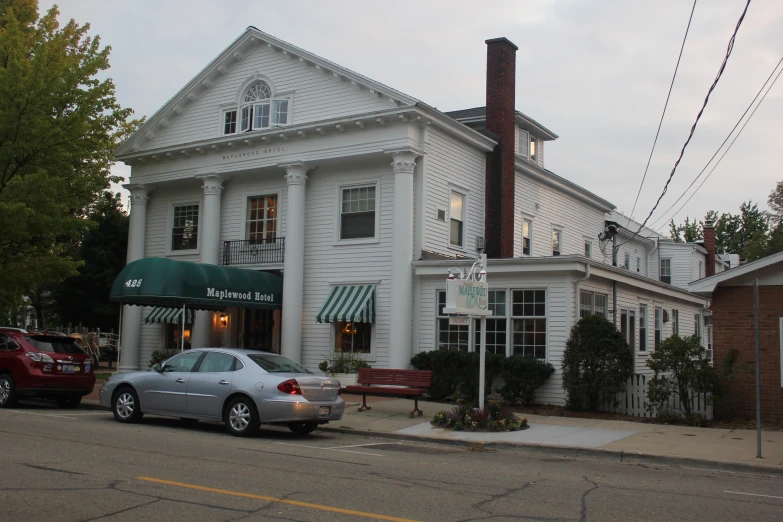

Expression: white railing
xmin=598 ymin=373 xmax=713 ymax=420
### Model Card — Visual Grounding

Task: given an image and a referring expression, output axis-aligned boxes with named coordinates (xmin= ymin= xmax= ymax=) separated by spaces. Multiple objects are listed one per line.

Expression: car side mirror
xmin=153 ymin=363 xmax=163 ymax=373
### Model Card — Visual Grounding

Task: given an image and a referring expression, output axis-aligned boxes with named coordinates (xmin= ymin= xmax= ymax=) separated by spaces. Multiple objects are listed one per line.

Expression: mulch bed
xmin=509 ymin=403 xmax=783 ymax=432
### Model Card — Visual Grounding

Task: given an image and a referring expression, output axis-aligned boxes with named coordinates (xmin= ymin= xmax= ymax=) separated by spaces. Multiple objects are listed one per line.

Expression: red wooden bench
xmin=344 ymin=368 xmax=432 ymax=417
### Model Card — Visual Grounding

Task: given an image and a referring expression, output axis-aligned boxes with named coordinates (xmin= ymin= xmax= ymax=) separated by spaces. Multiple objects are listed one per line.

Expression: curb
xmin=318 ymin=425 xmax=783 ymax=478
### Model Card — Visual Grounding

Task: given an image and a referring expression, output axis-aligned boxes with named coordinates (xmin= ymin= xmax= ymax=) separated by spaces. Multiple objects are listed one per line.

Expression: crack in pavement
xmin=78 ymin=499 xmax=161 ymax=522
xmin=579 ymin=475 xmax=600 ymax=522
xmin=18 ymin=462 xmax=86 ymax=476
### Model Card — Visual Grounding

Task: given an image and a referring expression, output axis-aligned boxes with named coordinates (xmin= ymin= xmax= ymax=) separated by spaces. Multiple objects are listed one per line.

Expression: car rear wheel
xmin=288 ymin=421 xmax=318 ymax=436
xmin=56 ymin=394 xmax=82 ymax=409
xmin=113 ymin=387 xmax=143 ymax=423
xmin=0 ymin=374 xmax=17 ymax=408
xmin=225 ymin=396 xmax=259 ymax=437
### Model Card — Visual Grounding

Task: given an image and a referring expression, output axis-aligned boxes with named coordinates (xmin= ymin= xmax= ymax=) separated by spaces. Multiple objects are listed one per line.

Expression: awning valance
xmin=110 ymin=257 xmax=282 ymax=310
xmin=145 ymin=306 xmax=195 ymax=324
xmin=316 ymin=285 xmax=375 ymax=323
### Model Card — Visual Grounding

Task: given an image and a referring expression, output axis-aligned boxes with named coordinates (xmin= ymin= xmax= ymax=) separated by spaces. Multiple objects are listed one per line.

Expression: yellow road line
xmin=137 ymin=476 xmax=422 ymax=522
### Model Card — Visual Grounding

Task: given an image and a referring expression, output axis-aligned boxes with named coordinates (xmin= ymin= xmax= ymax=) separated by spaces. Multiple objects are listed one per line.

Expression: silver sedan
xmin=100 ymin=348 xmax=344 ymax=437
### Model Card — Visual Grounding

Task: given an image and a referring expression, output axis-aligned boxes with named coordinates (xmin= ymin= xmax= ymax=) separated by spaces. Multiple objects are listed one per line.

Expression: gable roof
xmin=689 ymin=250 xmax=783 ymax=296
xmin=116 ymin=26 xmax=429 ymax=157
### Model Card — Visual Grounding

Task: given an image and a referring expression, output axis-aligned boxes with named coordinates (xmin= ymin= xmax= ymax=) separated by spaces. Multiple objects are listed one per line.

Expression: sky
xmin=53 ymin=0 xmax=783 ymax=233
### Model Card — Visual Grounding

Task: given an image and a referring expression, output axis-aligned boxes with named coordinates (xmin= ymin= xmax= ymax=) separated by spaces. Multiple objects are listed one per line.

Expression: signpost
xmin=444 ymin=253 xmax=491 ymax=409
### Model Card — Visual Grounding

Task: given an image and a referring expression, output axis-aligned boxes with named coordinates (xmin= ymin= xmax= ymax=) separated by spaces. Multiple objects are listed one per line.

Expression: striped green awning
xmin=315 ymin=285 xmax=375 ymax=323
xmin=145 ymin=306 xmax=195 ymax=324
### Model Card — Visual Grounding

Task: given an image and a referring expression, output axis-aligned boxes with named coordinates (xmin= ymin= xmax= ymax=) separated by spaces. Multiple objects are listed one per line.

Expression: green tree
xmin=562 ymin=315 xmax=633 ymax=411
xmin=646 ymin=335 xmax=722 ymax=424
xmin=669 ymin=217 xmax=702 ymax=243
xmin=49 ymin=192 xmax=129 ymax=330
xmin=670 ymin=202 xmax=769 ymax=259
xmin=767 ymin=180 xmax=783 ymax=226
xmin=0 ymin=1 xmax=140 ymax=311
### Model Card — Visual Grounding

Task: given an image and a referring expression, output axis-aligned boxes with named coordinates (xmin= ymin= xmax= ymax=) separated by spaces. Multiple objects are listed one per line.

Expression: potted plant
xmin=318 ymin=352 xmax=370 ymax=387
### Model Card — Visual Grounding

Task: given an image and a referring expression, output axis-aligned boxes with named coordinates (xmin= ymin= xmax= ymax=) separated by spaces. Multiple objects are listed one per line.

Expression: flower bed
xmin=431 ymin=401 xmax=529 ymax=432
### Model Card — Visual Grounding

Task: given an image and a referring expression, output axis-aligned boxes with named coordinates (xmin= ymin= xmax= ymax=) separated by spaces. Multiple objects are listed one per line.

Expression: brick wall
xmin=712 ymin=285 xmax=783 ymax=422
xmin=484 ymin=37 xmax=517 ymax=259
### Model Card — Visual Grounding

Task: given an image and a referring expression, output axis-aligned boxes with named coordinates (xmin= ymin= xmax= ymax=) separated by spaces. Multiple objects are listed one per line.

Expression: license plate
xmin=318 ymin=406 xmax=330 ymax=417
xmin=62 ymin=365 xmax=74 ymax=374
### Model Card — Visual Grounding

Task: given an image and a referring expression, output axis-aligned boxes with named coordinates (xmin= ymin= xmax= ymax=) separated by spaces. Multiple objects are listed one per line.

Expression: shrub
xmin=561 ymin=314 xmax=633 ymax=411
xmin=499 ymin=355 xmax=555 ymax=403
xmin=148 ymin=348 xmax=178 ymax=368
xmin=431 ymin=399 xmax=528 ymax=432
xmin=646 ymin=335 xmax=722 ymax=420
xmin=318 ymin=352 xmax=371 ymax=374
xmin=411 ymin=350 xmax=551 ymax=403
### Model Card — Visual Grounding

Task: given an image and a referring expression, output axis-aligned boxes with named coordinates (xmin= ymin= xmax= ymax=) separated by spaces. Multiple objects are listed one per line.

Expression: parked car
xmin=0 ymin=328 xmax=96 ymax=408
xmin=100 ymin=348 xmax=344 ymax=437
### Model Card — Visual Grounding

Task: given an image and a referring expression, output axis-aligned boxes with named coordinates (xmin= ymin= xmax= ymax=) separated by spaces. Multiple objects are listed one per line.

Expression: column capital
xmin=281 ymin=162 xmax=314 ymax=186
xmin=386 ymin=149 xmax=422 ymax=175
xmin=123 ymin=184 xmax=155 ymax=207
xmin=196 ymin=173 xmax=229 ymax=195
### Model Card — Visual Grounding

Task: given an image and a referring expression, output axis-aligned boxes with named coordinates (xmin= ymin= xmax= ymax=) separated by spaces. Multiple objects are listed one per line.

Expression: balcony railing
xmin=223 ymin=238 xmax=285 ymax=266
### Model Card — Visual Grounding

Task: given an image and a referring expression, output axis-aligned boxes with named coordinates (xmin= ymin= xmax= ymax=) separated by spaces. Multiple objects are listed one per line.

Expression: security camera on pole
xmin=444 ymin=238 xmax=492 ymax=410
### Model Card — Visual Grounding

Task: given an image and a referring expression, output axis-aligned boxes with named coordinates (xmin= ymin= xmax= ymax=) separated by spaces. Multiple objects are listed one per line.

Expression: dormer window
xmin=223 ymin=80 xmax=290 ymax=135
xmin=529 ymin=135 xmax=537 ymax=162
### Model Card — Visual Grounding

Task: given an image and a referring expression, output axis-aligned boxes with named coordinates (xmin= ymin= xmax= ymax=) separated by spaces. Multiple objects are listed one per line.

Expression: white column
xmin=118 ymin=184 xmax=154 ymax=373
xmin=387 ymin=150 xmax=419 ymax=369
xmin=191 ymin=174 xmax=227 ymax=348
xmin=280 ymin=163 xmax=312 ymax=363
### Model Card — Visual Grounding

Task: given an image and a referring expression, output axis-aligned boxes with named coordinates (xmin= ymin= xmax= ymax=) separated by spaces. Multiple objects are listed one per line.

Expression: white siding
xmin=143 ymin=45 xmax=397 ymax=151
xmin=300 ymin=158 xmax=395 ymax=370
xmin=614 ymin=236 xmax=650 ymax=276
xmin=220 ymin=173 xmax=288 ymax=244
xmin=514 ymin=171 xmax=606 ymax=258
xmin=423 ymin=127 xmax=486 ymax=256
xmin=657 ymin=243 xmax=704 ymax=289
xmin=143 ymin=183 xmax=204 ymax=262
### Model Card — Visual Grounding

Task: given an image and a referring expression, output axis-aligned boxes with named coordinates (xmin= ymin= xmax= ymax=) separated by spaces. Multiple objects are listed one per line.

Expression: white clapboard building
xmin=115 ymin=28 xmax=709 ymax=405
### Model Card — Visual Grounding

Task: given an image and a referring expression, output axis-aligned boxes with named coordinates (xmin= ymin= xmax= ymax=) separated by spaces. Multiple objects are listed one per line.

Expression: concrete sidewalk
xmin=330 ymin=394 xmax=783 ymax=475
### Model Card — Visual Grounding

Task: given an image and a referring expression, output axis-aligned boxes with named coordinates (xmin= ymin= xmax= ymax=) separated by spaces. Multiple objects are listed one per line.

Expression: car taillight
xmin=25 ymin=352 xmax=54 ymax=363
xmin=277 ymin=379 xmax=302 ymax=395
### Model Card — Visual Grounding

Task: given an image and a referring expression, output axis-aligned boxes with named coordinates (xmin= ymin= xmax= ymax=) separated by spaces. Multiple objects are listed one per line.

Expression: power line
xmin=618 ymin=0 xmax=752 ymax=247
xmin=649 ymin=55 xmax=783 ymax=229
xmin=654 ymin=62 xmax=783 ymax=233
xmin=629 ymin=0 xmax=698 ymax=220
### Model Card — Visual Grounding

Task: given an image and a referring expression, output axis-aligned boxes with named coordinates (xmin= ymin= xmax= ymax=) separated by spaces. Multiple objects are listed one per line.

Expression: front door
xmin=242 ymin=308 xmax=277 ymax=353
xmin=141 ymin=351 xmax=203 ymax=414
xmin=185 ymin=351 xmax=237 ymax=418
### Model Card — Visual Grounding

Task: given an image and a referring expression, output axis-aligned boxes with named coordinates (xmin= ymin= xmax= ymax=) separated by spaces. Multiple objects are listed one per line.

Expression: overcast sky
xmin=55 ymin=0 xmax=782 ymax=232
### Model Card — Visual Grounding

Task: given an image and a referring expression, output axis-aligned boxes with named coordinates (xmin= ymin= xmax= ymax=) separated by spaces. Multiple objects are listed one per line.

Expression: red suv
xmin=0 ymin=328 xmax=96 ymax=408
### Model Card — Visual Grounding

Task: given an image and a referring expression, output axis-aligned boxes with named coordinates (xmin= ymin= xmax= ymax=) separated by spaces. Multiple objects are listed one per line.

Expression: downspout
xmin=573 ymin=263 xmax=591 ymax=326
xmin=647 ymin=237 xmax=659 ymax=279
xmin=612 ymin=233 xmax=618 ymax=327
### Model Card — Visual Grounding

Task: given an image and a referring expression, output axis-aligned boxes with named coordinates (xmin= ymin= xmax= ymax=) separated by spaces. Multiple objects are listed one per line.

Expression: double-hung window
xmin=437 ymin=291 xmax=469 ymax=351
xmin=224 ymin=80 xmax=290 ymax=135
xmin=246 ymin=195 xmax=278 ymax=242
xmin=639 ymin=305 xmax=648 ymax=352
xmin=171 ymin=205 xmax=199 ymax=251
xmin=580 ymin=291 xmax=609 ymax=319
xmin=552 ymin=229 xmax=562 ymax=256
xmin=584 ymin=241 xmax=592 ymax=258
xmin=637 ymin=257 xmax=641 ymax=273
xmin=654 ymin=307 xmax=662 ymax=348
xmin=695 ymin=314 xmax=701 ymax=339
xmin=474 ymin=291 xmax=508 ymax=355
xmin=529 ymin=135 xmax=538 ymax=163
xmin=335 ymin=322 xmax=371 ymax=354
xmin=522 ymin=219 xmax=532 ymax=256
xmin=450 ymin=192 xmax=465 ymax=247
xmin=340 ymin=185 xmax=376 ymax=240
xmin=519 ymin=130 xmax=530 ymax=158
xmin=624 ymin=252 xmax=631 ymax=270
xmin=511 ymin=290 xmax=546 ymax=359
xmin=660 ymin=258 xmax=672 ymax=284
xmin=672 ymin=309 xmax=679 ymax=337
xmin=698 ymin=261 xmax=704 ymax=279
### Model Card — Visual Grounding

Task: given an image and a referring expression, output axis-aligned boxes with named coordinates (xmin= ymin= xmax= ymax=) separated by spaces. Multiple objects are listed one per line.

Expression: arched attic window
xmin=223 ymin=80 xmax=290 ymax=135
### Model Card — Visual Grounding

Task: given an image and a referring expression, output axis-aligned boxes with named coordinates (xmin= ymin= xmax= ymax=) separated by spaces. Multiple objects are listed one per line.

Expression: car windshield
xmin=25 ymin=336 xmax=85 ymax=354
xmin=247 ymin=354 xmax=311 ymax=374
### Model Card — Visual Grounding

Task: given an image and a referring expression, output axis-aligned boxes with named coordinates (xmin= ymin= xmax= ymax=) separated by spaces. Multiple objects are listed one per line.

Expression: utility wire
xmin=618 ymin=0 xmax=752 ymax=247
xmin=649 ymin=55 xmax=783 ymax=229
xmin=654 ymin=63 xmax=783 ymax=233
xmin=629 ymin=0 xmax=698 ymax=220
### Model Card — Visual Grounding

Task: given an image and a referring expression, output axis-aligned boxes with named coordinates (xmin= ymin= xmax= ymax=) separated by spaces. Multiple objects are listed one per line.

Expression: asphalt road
xmin=1 ymin=402 xmax=782 ymax=522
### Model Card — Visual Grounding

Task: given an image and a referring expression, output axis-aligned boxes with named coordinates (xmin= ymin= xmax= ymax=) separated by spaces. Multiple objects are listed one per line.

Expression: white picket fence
xmin=598 ymin=373 xmax=713 ymax=420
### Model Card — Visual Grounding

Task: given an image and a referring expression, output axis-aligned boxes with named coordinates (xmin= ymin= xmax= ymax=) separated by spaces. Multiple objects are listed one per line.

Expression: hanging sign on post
xmin=444 ymin=279 xmax=491 ymax=316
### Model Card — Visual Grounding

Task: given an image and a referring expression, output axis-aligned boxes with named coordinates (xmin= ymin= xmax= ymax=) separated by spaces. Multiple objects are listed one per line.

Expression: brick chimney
xmin=704 ymin=220 xmax=716 ymax=277
xmin=484 ymin=37 xmax=517 ymax=259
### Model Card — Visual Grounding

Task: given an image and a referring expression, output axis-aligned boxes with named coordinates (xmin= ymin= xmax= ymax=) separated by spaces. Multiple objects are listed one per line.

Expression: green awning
xmin=145 ymin=306 xmax=195 ymax=324
xmin=110 ymin=257 xmax=282 ymax=310
xmin=315 ymin=285 xmax=375 ymax=323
